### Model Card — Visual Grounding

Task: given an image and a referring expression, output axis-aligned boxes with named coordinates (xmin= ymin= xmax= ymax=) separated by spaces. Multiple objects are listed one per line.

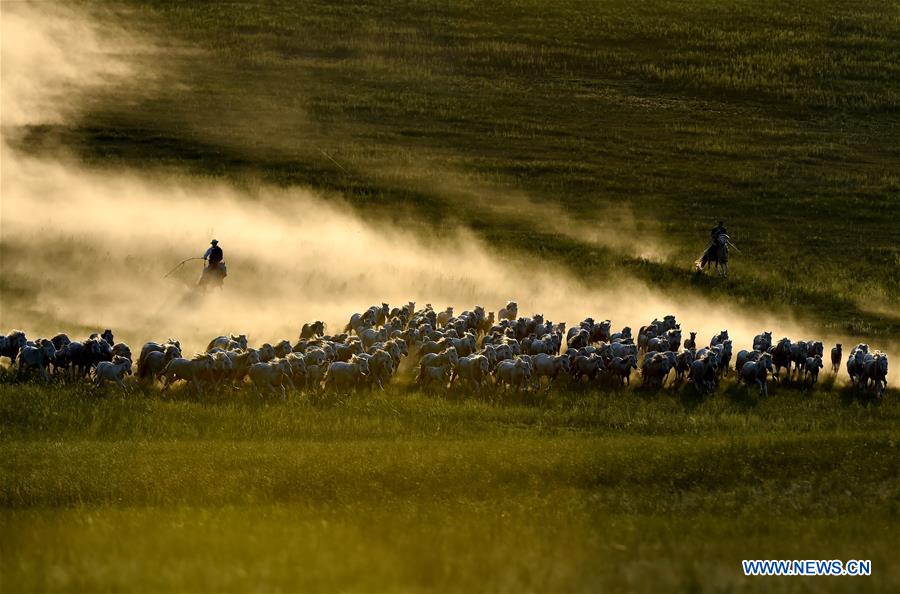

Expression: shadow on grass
xmin=676 ymin=385 xmax=707 ymax=411
xmin=837 ymin=385 xmax=883 ymax=409
xmin=722 ymin=382 xmax=759 ymax=410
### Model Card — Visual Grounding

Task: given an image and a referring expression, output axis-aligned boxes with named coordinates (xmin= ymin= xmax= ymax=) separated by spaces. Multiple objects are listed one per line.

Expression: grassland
xmin=14 ymin=0 xmax=900 ymax=336
xmin=3 ymin=0 xmax=900 ymax=592
xmin=2 ymin=380 xmax=899 ymax=592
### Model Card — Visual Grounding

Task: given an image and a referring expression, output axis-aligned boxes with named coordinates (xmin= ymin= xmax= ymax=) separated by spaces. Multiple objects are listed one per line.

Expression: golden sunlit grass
xmin=1 ymin=382 xmax=899 ymax=592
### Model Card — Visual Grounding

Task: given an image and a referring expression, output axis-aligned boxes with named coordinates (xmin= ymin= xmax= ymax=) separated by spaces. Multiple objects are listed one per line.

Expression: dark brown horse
xmin=696 ymin=234 xmax=729 ymax=277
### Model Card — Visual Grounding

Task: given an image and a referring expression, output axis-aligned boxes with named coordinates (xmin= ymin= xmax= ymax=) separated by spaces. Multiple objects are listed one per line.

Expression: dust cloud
xmin=0 ymin=1 xmax=153 ymax=128
xmin=2 ymin=148 xmax=798 ymax=353
xmin=0 ymin=1 xmax=893 ymax=384
xmin=366 ymin=162 xmax=671 ymax=263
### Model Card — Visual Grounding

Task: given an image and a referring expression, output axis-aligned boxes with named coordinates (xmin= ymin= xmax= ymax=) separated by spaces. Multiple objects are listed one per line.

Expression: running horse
xmin=695 ymin=234 xmax=729 ymax=278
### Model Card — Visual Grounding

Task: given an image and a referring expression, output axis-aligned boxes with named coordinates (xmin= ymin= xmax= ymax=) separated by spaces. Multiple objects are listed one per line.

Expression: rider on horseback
xmin=696 ymin=221 xmax=728 ymax=272
xmin=199 ymin=239 xmax=227 ymax=289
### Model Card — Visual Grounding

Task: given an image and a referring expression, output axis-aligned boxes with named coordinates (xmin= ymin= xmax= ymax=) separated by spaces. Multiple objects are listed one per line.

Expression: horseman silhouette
xmin=199 ymin=239 xmax=227 ymax=290
xmin=695 ymin=221 xmax=730 ymax=277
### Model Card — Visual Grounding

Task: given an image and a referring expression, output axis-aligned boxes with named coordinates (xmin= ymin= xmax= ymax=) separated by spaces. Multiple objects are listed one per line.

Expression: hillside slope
xmin=9 ymin=0 xmax=900 ymax=334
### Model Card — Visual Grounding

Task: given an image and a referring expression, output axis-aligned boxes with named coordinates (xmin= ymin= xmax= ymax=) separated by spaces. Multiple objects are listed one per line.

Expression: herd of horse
xmin=0 ymin=301 xmax=890 ymax=400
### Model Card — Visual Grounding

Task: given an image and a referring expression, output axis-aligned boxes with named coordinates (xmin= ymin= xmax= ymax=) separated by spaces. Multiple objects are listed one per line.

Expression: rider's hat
xmin=210 ymin=239 xmax=218 ymax=245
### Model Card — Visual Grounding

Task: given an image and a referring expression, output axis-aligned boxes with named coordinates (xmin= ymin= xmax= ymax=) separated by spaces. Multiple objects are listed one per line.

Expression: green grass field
xmin=2 ymin=381 xmax=899 ymax=592
xmin=2 ymin=0 xmax=900 ymax=591
xmin=16 ymin=0 xmax=899 ymax=334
